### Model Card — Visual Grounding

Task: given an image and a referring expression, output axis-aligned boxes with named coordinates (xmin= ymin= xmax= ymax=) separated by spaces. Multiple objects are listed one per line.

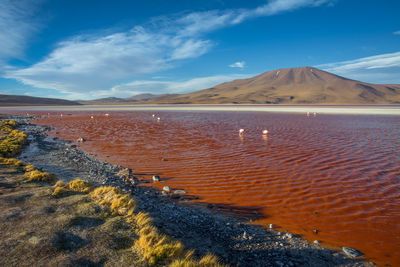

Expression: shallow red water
xmin=33 ymin=111 xmax=399 ymax=266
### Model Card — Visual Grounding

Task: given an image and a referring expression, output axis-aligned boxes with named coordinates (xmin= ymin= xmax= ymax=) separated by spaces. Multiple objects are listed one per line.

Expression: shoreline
xmin=6 ymin=114 xmax=372 ymax=266
xmin=1 ymin=104 xmax=400 ymax=115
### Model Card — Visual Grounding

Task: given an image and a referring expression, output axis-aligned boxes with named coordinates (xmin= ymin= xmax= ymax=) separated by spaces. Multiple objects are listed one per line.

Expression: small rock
xmin=242 ymin=231 xmax=247 ymax=239
xmin=313 ymin=229 xmax=319 ymax=234
xmin=161 ymin=191 xmax=168 ymax=197
xmin=163 ymin=186 xmax=171 ymax=192
xmin=269 ymin=224 xmax=274 ymax=229
xmin=342 ymin=247 xmax=363 ymax=258
xmin=28 ymin=236 xmax=40 ymax=246
xmin=76 ymin=137 xmax=85 ymax=142
xmin=285 ymin=233 xmax=293 ymax=239
xmin=152 ymin=175 xmax=160 ymax=181
xmin=161 ymin=158 xmax=168 ymax=161
xmin=174 ymin=189 xmax=187 ymax=194
xmin=275 ymin=261 xmax=284 ymax=267
xmin=313 ymin=240 xmax=320 ymax=244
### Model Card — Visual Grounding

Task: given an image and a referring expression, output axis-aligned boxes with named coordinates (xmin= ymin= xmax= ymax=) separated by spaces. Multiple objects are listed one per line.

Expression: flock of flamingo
xmin=48 ymin=111 xmax=317 ymax=137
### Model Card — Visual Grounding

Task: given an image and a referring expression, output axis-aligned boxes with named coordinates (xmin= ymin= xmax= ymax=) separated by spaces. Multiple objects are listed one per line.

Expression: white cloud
xmin=394 ymin=30 xmax=400 ymax=35
xmin=4 ymin=0 xmax=332 ymax=95
xmin=63 ymin=74 xmax=252 ymax=100
xmin=317 ymin=51 xmax=400 ymax=84
xmin=0 ymin=0 xmax=41 ymax=66
xmin=229 ymin=61 xmax=246 ymax=68
xmin=5 ymin=26 xmax=212 ymax=91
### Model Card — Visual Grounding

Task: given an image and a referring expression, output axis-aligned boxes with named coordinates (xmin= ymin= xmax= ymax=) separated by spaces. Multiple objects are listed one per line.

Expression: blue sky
xmin=0 ymin=0 xmax=399 ymax=100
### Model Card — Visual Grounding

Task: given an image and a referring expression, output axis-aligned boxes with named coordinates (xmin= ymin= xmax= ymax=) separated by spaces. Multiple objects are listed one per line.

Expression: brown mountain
xmin=0 ymin=94 xmax=81 ymax=106
xmin=143 ymin=67 xmax=400 ymax=104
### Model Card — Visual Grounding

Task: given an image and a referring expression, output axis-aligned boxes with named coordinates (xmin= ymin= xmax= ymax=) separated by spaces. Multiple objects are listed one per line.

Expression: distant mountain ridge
xmin=0 ymin=94 xmax=81 ymax=106
xmin=140 ymin=67 xmax=400 ymax=104
xmin=81 ymin=93 xmax=160 ymax=104
xmin=85 ymin=67 xmax=400 ymax=105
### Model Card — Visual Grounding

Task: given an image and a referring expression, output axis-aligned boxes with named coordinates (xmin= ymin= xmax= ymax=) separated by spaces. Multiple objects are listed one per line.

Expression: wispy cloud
xmin=317 ymin=51 xmax=400 ymax=84
xmin=4 ymin=0 xmax=332 ymax=95
xmin=394 ymin=30 xmax=400 ymax=35
xmin=0 ymin=0 xmax=41 ymax=66
xmin=5 ymin=26 xmax=213 ymax=92
xmin=229 ymin=61 xmax=246 ymax=68
xmin=60 ymin=74 xmax=252 ymax=100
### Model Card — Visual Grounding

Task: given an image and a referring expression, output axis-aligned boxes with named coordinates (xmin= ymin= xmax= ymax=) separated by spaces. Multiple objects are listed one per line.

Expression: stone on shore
xmin=152 ymin=175 xmax=160 ymax=181
xmin=342 ymin=247 xmax=363 ymax=258
xmin=174 ymin=189 xmax=186 ymax=194
xmin=163 ymin=186 xmax=171 ymax=192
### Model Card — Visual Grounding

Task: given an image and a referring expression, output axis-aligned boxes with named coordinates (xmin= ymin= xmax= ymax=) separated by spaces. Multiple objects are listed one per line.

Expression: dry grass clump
xmin=0 ymin=156 xmax=24 ymax=166
xmin=52 ymin=179 xmax=94 ymax=197
xmin=168 ymin=253 xmax=224 ymax=267
xmin=52 ymin=186 xmax=70 ymax=197
xmin=134 ymin=227 xmax=184 ymax=265
xmin=132 ymin=212 xmax=153 ymax=228
xmin=25 ymin=169 xmax=55 ymax=182
xmin=0 ymin=120 xmax=27 ymax=157
xmin=89 ymin=186 xmax=135 ymax=216
xmin=68 ymin=179 xmax=92 ymax=193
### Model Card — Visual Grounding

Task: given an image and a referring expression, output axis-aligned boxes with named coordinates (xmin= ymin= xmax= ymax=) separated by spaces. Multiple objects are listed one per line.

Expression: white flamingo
xmin=105 ymin=113 xmax=109 ymax=116
xmin=239 ymin=129 xmax=244 ymax=135
xmin=90 ymin=116 xmax=94 ymax=119
xmin=152 ymin=114 xmax=155 ymax=118
xmin=262 ymin=129 xmax=268 ymax=135
xmin=157 ymin=117 xmax=161 ymax=121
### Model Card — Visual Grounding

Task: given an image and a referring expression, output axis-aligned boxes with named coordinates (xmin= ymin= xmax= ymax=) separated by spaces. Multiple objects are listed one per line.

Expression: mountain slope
xmin=143 ymin=67 xmax=400 ymax=104
xmin=0 ymin=94 xmax=81 ymax=106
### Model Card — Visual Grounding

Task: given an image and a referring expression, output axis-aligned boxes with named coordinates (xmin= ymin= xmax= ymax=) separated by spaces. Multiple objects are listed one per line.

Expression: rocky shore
xmin=6 ymin=114 xmax=372 ymax=267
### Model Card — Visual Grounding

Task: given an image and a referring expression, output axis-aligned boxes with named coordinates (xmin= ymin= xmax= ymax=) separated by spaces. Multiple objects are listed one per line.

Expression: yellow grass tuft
xmin=68 ymin=179 xmax=92 ymax=193
xmin=168 ymin=253 xmax=225 ymax=267
xmin=90 ymin=186 xmax=135 ymax=215
xmin=0 ymin=121 xmax=27 ymax=157
xmin=0 ymin=157 xmax=24 ymax=166
xmin=51 ymin=186 xmax=70 ymax=197
xmin=198 ymin=254 xmax=222 ymax=266
xmin=25 ymin=169 xmax=55 ymax=183
xmin=134 ymin=212 xmax=153 ymax=228
xmin=134 ymin=230 xmax=184 ymax=265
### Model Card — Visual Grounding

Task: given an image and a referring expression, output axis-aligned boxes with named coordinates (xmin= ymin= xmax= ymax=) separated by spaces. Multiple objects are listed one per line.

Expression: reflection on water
xmin=34 ymin=111 xmax=400 ymax=266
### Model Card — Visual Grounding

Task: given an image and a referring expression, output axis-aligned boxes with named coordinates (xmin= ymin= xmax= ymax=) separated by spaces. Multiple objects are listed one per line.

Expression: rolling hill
xmin=81 ymin=93 xmax=161 ymax=104
xmin=0 ymin=94 xmax=81 ymax=106
xmin=141 ymin=67 xmax=400 ymax=104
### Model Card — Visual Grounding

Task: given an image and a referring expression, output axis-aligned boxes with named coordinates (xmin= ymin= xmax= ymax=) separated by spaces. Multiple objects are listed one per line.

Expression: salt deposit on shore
xmin=1 ymin=104 xmax=400 ymax=115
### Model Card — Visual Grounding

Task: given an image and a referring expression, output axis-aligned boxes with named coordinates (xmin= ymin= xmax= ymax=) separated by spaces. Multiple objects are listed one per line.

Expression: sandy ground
xmin=1 ymin=104 xmax=400 ymax=115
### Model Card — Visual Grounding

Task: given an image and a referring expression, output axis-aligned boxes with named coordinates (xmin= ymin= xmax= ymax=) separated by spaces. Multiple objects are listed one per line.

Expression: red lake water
xmin=32 ymin=111 xmax=399 ymax=266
